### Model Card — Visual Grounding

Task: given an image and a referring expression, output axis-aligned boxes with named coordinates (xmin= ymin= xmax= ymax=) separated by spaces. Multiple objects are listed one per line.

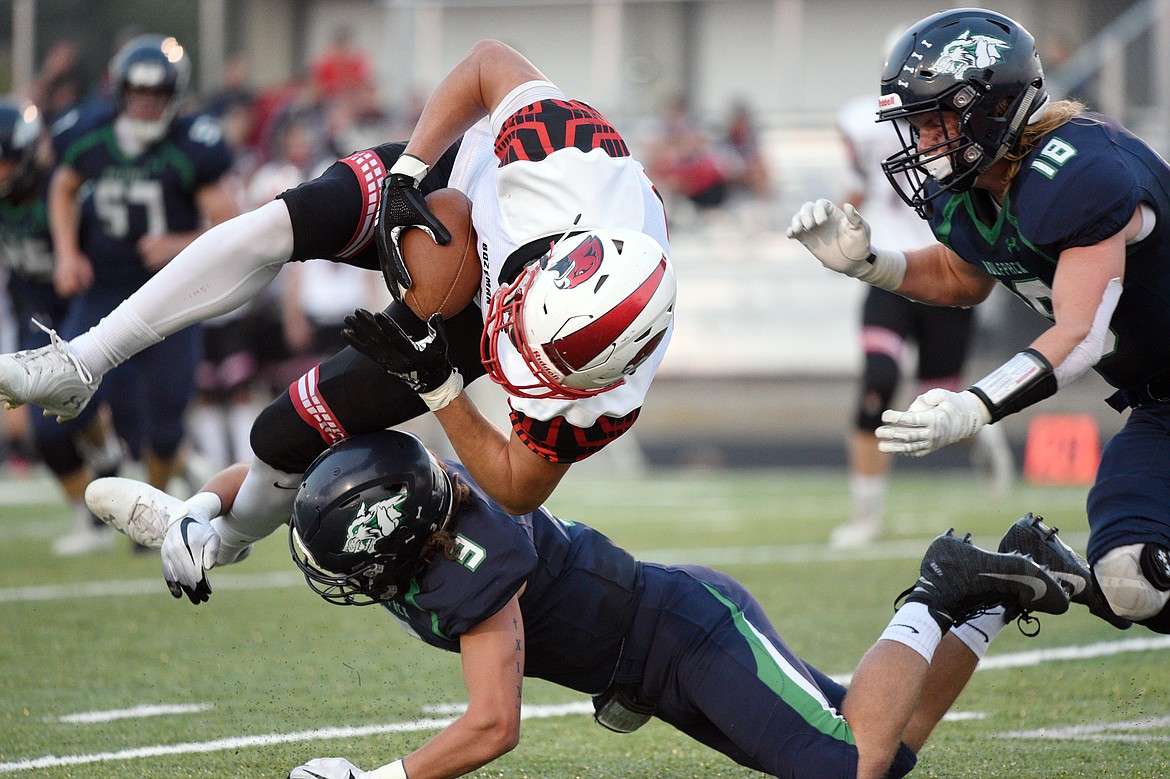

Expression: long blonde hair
xmin=1003 ymin=99 xmax=1097 ymax=182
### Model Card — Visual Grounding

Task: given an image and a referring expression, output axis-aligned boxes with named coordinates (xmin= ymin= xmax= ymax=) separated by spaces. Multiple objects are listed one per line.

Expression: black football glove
xmin=375 ymin=155 xmax=451 ymax=300
xmin=342 ymin=309 xmax=454 ymax=393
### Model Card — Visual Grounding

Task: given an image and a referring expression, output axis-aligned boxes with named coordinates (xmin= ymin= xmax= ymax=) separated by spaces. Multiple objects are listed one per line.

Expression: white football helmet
xmin=481 ymin=229 xmax=675 ymax=399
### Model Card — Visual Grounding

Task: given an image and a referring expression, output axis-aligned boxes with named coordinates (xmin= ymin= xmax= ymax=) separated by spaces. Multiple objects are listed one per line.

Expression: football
xmin=400 ymin=188 xmax=481 ymax=319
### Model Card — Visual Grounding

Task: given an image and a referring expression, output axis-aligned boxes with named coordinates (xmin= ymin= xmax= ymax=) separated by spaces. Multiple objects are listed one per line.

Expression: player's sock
xmin=878 ymin=601 xmax=944 ymax=663
xmin=949 ymin=605 xmax=1008 ymax=660
xmin=70 ymin=308 xmax=162 ymax=377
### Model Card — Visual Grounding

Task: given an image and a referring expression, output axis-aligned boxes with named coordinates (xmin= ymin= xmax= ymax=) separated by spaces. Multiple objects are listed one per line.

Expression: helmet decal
xmin=545 ymin=256 xmax=668 ymax=372
xmin=545 ymin=234 xmax=604 ymax=290
xmin=342 ymin=490 xmax=407 ymax=554
xmin=931 ymin=31 xmax=1011 ymax=80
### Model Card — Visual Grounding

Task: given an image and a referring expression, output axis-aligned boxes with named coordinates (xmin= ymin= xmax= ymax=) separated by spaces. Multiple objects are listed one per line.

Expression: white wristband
xmin=366 ymin=758 xmax=408 ymax=779
xmin=855 ymin=247 xmax=907 ymax=291
xmin=419 ymin=370 xmax=464 ymax=412
xmin=177 ymin=491 xmax=223 ymax=527
xmin=390 ymin=153 xmax=430 ymax=185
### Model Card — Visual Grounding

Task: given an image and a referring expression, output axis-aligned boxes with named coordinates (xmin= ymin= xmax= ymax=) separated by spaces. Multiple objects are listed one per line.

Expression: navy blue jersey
xmin=382 ymin=461 xmax=640 ymax=694
xmin=0 ymin=178 xmax=53 ymax=284
xmin=52 ymin=102 xmax=233 ymax=290
xmin=927 ymin=113 xmax=1170 ymax=390
xmin=277 ymin=141 xmax=459 ymax=271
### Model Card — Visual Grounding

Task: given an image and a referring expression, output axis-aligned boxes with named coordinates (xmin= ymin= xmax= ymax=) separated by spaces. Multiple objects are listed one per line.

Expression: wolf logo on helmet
xmin=931 ymin=31 xmax=1011 ymax=79
xmin=342 ymin=490 xmax=407 ymax=554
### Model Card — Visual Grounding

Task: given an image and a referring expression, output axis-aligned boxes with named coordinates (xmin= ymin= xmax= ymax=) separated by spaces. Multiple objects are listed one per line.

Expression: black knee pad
xmin=855 ymin=353 xmax=900 ymax=431
xmin=1140 ymin=544 xmax=1170 ymax=590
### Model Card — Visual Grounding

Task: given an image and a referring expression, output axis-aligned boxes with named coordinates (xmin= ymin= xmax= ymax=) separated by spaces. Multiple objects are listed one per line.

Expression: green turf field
xmin=2 ymin=467 xmax=1168 ymax=778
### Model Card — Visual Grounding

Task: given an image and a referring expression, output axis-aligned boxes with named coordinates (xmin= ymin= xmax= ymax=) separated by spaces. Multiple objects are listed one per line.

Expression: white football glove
xmin=875 ymin=388 xmax=992 ymax=457
xmin=160 ymin=513 xmax=221 ymax=605
xmin=288 ymin=757 xmax=368 ymax=779
xmin=786 ymin=199 xmax=906 ymax=290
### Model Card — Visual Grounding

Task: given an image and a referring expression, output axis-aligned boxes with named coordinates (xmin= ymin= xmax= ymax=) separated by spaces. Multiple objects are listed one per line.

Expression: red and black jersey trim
xmin=495 ymin=99 xmax=629 ymax=166
xmin=509 ymin=406 xmax=640 ymax=463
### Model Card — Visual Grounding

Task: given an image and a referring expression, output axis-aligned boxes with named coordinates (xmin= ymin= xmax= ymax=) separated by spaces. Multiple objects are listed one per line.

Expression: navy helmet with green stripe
xmin=290 ymin=430 xmax=454 ymax=606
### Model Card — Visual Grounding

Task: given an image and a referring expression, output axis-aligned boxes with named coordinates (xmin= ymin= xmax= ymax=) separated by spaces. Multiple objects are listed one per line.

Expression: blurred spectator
xmin=275 ymin=261 xmax=387 ymax=390
xmin=310 ymin=26 xmax=372 ymax=103
xmin=721 ymin=100 xmax=771 ymax=201
xmin=645 ymin=95 xmax=731 ymax=213
xmin=29 ymin=40 xmax=88 ymax=123
xmin=203 ymin=52 xmax=256 ymax=120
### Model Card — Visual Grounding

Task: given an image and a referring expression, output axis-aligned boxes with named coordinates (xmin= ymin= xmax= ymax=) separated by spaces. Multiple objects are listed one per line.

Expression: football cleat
xmin=52 ymin=514 xmax=116 ymax=556
xmin=85 ymin=477 xmax=185 ymax=548
xmin=0 ymin=323 xmax=101 ymax=421
xmin=897 ymin=529 xmax=1070 ymax=631
xmin=999 ymin=513 xmax=1132 ymax=630
xmin=829 ymin=517 xmax=882 ymax=549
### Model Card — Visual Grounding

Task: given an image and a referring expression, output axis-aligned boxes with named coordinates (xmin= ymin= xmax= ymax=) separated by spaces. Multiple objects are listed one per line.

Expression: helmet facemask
xmin=289 ymin=524 xmax=400 ymax=606
xmin=481 ymin=261 xmax=616 ymax=400
xmin=877 ymin=8 xmax=1047 ymax=216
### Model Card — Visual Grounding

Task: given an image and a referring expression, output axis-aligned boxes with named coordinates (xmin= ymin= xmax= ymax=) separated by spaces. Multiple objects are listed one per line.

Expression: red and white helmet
xmin=481 ymin=229 xmax=675 ymax=400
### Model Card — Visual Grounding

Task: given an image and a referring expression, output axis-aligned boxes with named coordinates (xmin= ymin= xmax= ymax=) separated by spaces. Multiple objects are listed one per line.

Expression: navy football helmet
xmin=0 ymin=97 xmax=42 ymax=199
xmin=289 ymin=430 xmax=454 ymax=606
xmin=109 ymin=34 xmax=191 ymax=143
xmin=878 ymin=8 xmax=1047 ymax=214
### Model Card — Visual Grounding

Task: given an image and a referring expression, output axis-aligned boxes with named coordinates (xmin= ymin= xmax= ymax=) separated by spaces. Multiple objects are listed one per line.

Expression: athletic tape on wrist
xmin=419 ymin=370 xmax=464 ymax=412
xmin=365 ymin=758 xmax=408 ymax=779
xmin=968 ymin=348 xmax=1057 ymax=423
xmin=389 ymin=153 xmax=430 ymax=185
xmin=857 ymin=247 xmax=906 ymax=291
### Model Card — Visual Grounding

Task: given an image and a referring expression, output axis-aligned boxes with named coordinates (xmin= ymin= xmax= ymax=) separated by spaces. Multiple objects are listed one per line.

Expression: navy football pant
xmin=1086 ymin=403 xmax=1170 ymax=632
xmin=625 ymin=564 xmax=916 ymax=779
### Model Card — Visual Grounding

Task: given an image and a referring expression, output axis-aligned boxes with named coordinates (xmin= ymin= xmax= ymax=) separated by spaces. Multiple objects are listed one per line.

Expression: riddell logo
xmin=878 ymin=94 xmax=901 ymax=109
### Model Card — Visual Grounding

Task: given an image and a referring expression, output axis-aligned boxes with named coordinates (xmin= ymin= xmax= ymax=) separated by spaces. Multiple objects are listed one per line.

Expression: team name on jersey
xmin=981 ymin=260 xmax=1030 ymax=277
xmin=479 ymin=240 xmax=492 ymax=302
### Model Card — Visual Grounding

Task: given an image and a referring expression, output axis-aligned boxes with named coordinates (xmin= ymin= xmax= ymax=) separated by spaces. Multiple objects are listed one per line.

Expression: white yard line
xmin=997 ymin=715 xmax=1170 ymax=742
xmin=0 ymin=703 xmax=593 ymax=774
xmin=54 ymin=703 xmax=214 ymax=724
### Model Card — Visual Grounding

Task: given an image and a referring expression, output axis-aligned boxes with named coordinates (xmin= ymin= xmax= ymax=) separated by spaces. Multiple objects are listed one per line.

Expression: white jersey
xmin=838 ymin=94 xmax=936 ymax=249
xmin=449 ymin=82 xmax=671 ymax=430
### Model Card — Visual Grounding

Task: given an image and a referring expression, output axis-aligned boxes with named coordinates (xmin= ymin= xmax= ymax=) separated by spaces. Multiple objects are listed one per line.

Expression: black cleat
xmin=897 ymin=529 xmax=1070 ymax=631
xmin=999 ymin=513 xmax=1132 ymax=630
